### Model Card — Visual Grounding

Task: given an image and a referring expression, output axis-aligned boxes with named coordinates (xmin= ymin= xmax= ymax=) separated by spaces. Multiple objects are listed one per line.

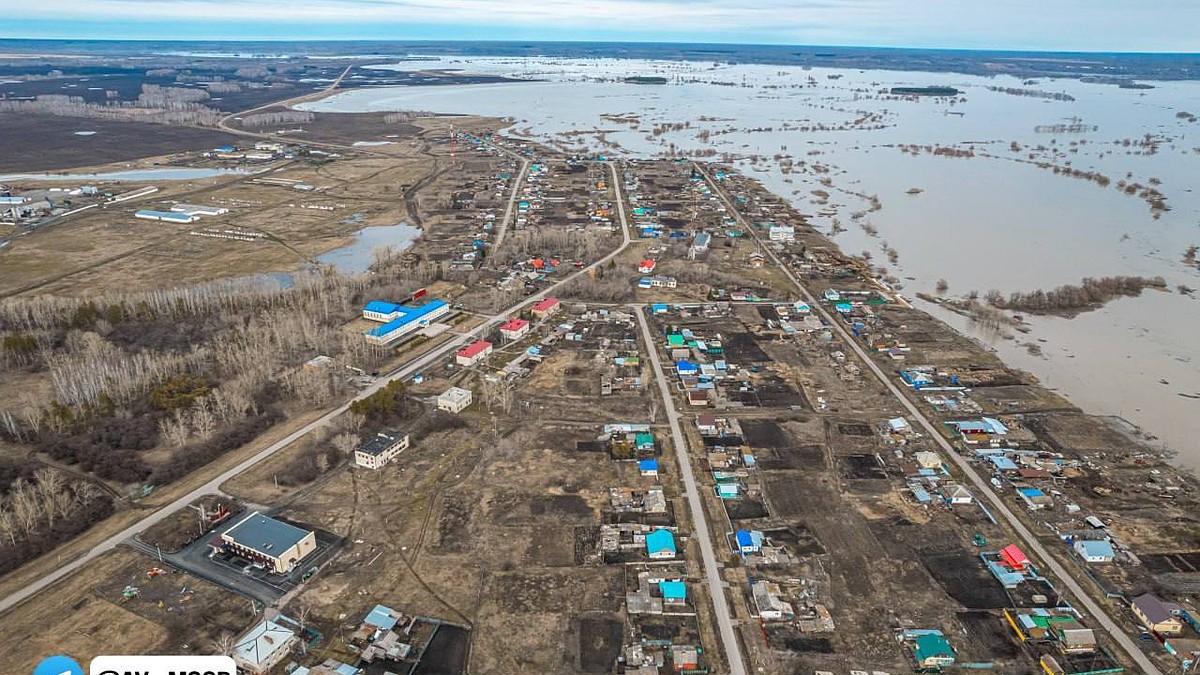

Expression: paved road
xmin=695 ymin=164 xmax=1163 ymax=675
xmin=634 ymin=308 xmax=747 ymax=675
xmin=0 ymin=160 xmax=633 ymax=618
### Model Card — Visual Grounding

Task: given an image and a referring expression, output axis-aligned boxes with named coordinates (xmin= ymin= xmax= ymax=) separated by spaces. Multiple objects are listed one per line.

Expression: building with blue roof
xmin=363 ymin=604 xmax=400 ymax=631
xmin=363 ymin=299 xmax=450 ymax=345
xmin=646 ymin=529 xmax=676 ymax=559
xmin=638 ymin=459 xmax=659 ymax=476
xmin=1073 ymin=539 xmax=1116 ymax=563
xmin=735 ymin=529 xmax=764 ymax=554
xmin=676 ymin=359 xmax=699 ymax=376
xmin=659 ymin=580 xmax=687 ymax=601
xmin=907 ymin=630 xmax=956 ymax=669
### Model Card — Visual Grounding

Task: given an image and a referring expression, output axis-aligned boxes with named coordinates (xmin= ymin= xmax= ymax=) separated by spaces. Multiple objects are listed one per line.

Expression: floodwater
xmin=0 ymin=168 xmax=256 ymax=182
xmin=314 ymin=222 xmax=421 ymax=274
xmin=301 ymin=57 xmax=1200 ymax=468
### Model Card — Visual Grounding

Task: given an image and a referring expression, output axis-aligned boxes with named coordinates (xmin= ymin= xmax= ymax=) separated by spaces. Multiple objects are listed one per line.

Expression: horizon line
xmin=0 ymin=36 xmax=1197 ymax=57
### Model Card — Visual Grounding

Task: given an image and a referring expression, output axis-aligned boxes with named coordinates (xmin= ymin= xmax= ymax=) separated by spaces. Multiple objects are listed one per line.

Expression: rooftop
xmin=358 ymin=431 xmax=405 ymax=457
xmin=223 ymin=511 xmax=312 ymax=556
xmin=458 ymin=339 xmax=493 ymax=359
xmin=233 ymin=619 xmax=295 ymax=666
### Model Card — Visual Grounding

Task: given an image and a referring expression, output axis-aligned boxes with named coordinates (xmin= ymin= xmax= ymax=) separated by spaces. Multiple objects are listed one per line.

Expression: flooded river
xmin=300 ymin=57 xmax=1200 ymax=468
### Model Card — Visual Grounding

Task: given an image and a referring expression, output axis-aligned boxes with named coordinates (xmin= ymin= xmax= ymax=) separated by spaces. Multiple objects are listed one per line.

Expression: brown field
xmin=3 ymin=549 xmax=249 ymax=674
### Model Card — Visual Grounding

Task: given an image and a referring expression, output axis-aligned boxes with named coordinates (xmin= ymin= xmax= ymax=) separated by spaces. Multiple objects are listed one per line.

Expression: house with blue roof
xmin=646 ymin=529 xmax=677 ymax=559
xmin=660 ymin=580 xmax=687 ymax=603
xmin=638 ymin=458 xmax=659 ymax=477
xmin=676 ymin=359 xmax=699 ymax=376
xmin=905 ymin=630 xmax=956 ymax=669
xmin=735 ymin=529 xmax=764 ymax=554
xmin=1073 ymin=539 xmax=1116 ymax=563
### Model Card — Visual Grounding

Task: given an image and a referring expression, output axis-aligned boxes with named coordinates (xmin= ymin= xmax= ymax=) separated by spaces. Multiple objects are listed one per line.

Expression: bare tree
xmin=331 ymin=433 xmax=358 ymax=457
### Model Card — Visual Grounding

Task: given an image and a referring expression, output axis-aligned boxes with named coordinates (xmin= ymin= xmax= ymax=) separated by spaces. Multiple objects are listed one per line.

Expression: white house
xmin=768 ymin=224 xmax=795 ymax=242
xmin=233 ymin=619 xmax=297 ymax=675
xmin=354 ymin=431 xmax=410 ymax=470
xmin=1073 ymin=539 xmax=1116 ymax=563
xmin=437 ymin=386 xmax=473 ymax=413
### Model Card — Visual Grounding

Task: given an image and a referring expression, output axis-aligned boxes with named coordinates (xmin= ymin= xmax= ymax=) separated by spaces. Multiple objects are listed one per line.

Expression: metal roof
xmin=646 ymin=529 xmax=676 ymax=554
xmin=224 ymin=511 xmax=312 ymax=556
xmin=233 ymin=619 xmax=295 ymax=665
xmin=357 ymin=431 xmax=404 ymax=457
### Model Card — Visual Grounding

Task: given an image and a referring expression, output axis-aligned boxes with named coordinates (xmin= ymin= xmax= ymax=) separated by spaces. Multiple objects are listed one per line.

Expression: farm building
xmin=437 ymin=386 xmax=473 ymax=413
xmin=135 ymin=209 xmax=197 ymax=223
xmin=170 ymin=203 xmax=229 ymax=216
xmin=219 ymin=511 xmax=316 ymax=574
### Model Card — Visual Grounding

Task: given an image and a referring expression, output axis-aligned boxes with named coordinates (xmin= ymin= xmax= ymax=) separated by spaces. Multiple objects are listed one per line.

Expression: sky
xmin=2 ymin=0 xmax=1197 ymax=52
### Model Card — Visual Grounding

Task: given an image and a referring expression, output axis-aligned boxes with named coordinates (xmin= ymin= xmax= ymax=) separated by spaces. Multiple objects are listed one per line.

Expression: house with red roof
xmin=499 ymin=318 xmax=531 ymax=341
xmin=638 ymin=259 xmax=657 ymax=274
xmin=531 ymin=297 xmax=561 ymax=319
xmin=456 ymin=340 xmax=493 ymax=367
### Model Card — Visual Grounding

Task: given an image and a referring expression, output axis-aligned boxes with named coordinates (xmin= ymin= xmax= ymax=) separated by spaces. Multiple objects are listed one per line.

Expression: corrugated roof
xmin=457 ymin=340 xmax=492 ymax=359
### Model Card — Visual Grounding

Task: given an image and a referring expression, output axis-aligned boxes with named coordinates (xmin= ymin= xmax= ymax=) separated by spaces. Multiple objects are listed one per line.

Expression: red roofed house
xmin=456 ymin=340 xmax=493 ymax=367
xmin=999 ymin=544 xmax=1032 ymax=571
xmin=638 ymin=259 xmax=657 ymax=274
xmin=499 ymin=318 xmax=531 ymax=341
xmin=532 ymin=297 xmax=561 ymax=319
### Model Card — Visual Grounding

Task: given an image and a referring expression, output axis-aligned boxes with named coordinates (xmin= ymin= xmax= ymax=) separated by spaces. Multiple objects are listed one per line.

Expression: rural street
xmin=635 ymin=307 xmax=748 ymax=675
xmin=695 ymin=164 xmax=1163 ymax=675
xmin=0 ymin=160 xmax=632 ymax=618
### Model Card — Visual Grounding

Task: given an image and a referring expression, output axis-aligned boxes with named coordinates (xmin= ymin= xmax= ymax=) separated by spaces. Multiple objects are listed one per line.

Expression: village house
xmin=646 ymin=529 xmax=677 ymax=559
xmin=1072 ymin=538 xmax=1116 ymax=563
xmin=354 ymin=431 xmax=410 ymax=470
xmin=232 ymin=619 xmax=297 ymax=675
xmin=752 ymin=580 xmax=794 ymax=621
xmin=1132 ymin=593 xmax=1185 ymax=635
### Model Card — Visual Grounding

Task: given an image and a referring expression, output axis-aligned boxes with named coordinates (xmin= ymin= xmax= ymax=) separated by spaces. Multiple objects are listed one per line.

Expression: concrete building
xmin=135 ymin=209 xmax=197 ymax=224
xmin=531 ymin=297 xmax=560 ymax=319
xmin=437 ymin=386 xmax=473 ymax=413
xmin=220 ymin=511 xmax=316 ymax=574
xmin=363 ymin=300 xmax=450 ymax=346
xmin=233 ymin=619 xmax=297 ymax=675
xmin=456 ymin=340 xmax=493 ymax=367
xmin=354 ymin=431 xmax=410 ymax=470
xmin=499 ymin=318 xmax=531 ymax=341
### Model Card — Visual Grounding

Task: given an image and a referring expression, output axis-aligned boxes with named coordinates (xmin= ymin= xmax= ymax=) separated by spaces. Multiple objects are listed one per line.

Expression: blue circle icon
xmin=34 ymin=655 xmax=83 ymax=675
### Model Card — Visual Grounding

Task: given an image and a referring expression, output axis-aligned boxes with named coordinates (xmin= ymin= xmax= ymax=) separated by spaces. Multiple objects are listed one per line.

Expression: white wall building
xmin=220 ymin=511 xmax=316 ymax=574
xmin=354 ymin=431 xmax=410 ymax=470
xmin=768 ymin=224 xmax=795 ymax=242
xmin=438 ymin=386 xmax=473 ymax=413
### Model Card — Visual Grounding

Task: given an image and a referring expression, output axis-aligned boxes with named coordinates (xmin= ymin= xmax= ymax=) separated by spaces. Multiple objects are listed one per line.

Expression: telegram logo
xmin=34 ymin=655 xmax=83 ymax=675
